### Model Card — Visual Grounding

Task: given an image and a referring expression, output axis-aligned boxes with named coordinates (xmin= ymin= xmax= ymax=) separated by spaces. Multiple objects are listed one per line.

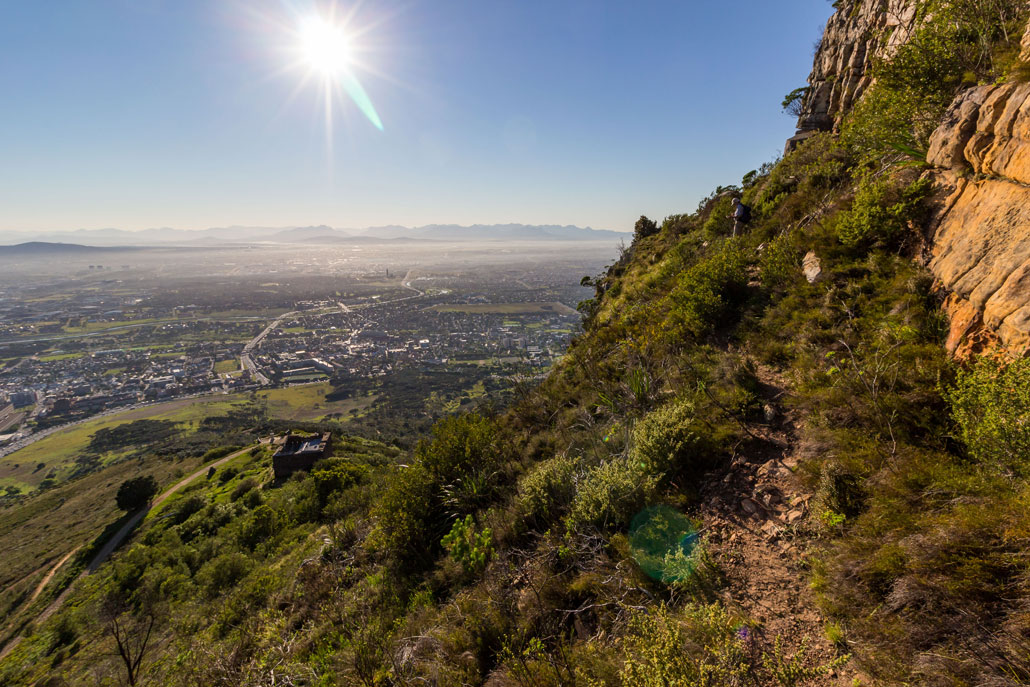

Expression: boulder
xmin=802 ymin=251 xmax=824 ymax=284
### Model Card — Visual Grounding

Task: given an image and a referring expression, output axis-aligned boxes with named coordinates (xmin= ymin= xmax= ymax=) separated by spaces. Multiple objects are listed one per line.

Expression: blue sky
xmin=0 ymin=1 xmax=834 ymax=233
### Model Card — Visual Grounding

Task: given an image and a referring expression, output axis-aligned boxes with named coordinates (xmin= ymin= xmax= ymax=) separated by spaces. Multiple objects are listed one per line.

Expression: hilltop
xmin=4 ymin=1 xmax=1030 ymax=685
xmin=0 ymin=242 xmax=137 ymax=255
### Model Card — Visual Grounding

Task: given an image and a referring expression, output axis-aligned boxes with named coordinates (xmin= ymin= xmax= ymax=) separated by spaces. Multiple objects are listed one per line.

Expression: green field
xmin=213 ymin=358 xmax=240 ymax=373
xmin=0 ymin=395 xmax=250 ymax=493
xmin=429 ymin=301 xmax=578 ymax=315
xmin=256 ymin=383 xmax=377 ymax=421
xmin=37 ymin=352 xmax=85 ymax=362
xmin=0 ymin=450 xmax=222 ymax=636
xmin=0 ymin=383 xmax=380 ymax=494
xmin=61 ymin=317 xmax=163 ymax=334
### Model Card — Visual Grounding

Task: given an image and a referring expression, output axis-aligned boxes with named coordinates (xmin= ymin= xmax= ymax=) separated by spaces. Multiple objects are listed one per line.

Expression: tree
xmin=115 ymin=475 xmax=159 ymax=512
xmin=782 ymin=86 xmax=810 ymax=117
xmin=634 ymin=215 xmax=659 ymax=240
xmin=99 ymin=588 xmax=157 ymax=687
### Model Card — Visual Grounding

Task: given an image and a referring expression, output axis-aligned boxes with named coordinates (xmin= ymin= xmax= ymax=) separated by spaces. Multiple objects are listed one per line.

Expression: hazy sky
xmin=0 ymin=1 xmax=834 ymax=234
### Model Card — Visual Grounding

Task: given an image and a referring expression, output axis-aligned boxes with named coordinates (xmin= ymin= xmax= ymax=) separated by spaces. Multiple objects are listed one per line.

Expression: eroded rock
xmin=793 ymin=0 xmax=919 ymax=135
xmin=925 ymin=74 xmax=1030 ymax=354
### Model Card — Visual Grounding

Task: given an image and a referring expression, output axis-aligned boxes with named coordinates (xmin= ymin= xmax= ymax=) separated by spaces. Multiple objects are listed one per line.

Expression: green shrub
xmin=417 ymin=413 xmax=502 ymax=488
xmin=634 ymin=215 xmax=659 ymax=240
xmin=947 ymin=356 xmax=1030 ymax=472
xmin=368 ymin=464 xmax=435 ymax=570
xmin=620 ymin=604 xmax=749 ymax=686
xmin=750 ymin=133 xmax=848 ymax=219
xmin=516 ymin=454 xmax=578 ymax=527
xmin=171 ymin=494 xmax=207 ymax=525
xmin=632 ymin=399 xmax=709 ymax=478
xmin=701 ymin=196 xmax=735 ymax=238
xmin=237 ymin=504 xmax=279 ymax=550
xmin=666 ymin=245 xmax=750 ymax=339
xmin=759 ymin=231 xmax=803 ymax=288
xmin=567 ymin=457 xmax=659 ymax=532
xmin=201 ymin=445 xmax=241 ymax=462
xmin=197 ymin=552 xmax=252 ymax=598
xmin=230 ymin=477 xmax=257 ymax=502
xmin=115 ymin=475 xmax=159 ymax=512
xmin=311 ymin=460 xmax=368 ymax=509
xmin=441 ymin=514 xmax=493 ymax=574
xmin=835 ymin=175 xmax=932 ymax=250
xmin=217 ymin=466 xmax=239 ymax=484
xmin=842 ymin=0 xmax=1027 ymax=164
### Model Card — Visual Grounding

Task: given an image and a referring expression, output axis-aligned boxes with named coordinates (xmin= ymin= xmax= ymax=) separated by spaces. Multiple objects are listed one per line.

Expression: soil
xmin=695 ymin=364 xmax=864 ymax=685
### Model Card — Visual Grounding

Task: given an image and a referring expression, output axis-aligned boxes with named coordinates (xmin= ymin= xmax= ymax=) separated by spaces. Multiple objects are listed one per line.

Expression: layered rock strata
xmin=926 ymin=83 xmax=1030 ymax=353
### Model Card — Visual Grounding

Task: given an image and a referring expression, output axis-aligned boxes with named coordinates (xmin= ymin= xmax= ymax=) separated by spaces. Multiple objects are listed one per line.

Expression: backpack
xmin=739 ymin=204 xmax=752 ymax=224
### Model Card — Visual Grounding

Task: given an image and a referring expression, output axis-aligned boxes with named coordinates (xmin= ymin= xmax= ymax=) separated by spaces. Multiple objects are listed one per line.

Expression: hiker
xmin=729 ymin=197 xmax=751 ymax=237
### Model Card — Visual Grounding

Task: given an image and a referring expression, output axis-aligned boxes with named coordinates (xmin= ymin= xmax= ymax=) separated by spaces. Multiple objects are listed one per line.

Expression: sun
xmin=272 ymin=6 xmax=384 ymax=133
xmin=299 ymin=15 xmax=352 ymax=75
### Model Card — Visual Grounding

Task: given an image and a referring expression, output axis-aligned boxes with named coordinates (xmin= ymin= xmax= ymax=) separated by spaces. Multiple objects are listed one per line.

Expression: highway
xmin=240 ymin=310 xmax=297 ymax=385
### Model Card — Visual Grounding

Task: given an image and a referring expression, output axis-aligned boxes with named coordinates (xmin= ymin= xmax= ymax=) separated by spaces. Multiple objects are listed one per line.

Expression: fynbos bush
xmin=632 ymin=399 xmax=708 ymax=478
xmin=516 ymin=454 xmax=578 ymax=527
xmin=567 ymin=458 xmax=659 ymax=532
xmin=947 ymin=356 xmax=1030 ymax=472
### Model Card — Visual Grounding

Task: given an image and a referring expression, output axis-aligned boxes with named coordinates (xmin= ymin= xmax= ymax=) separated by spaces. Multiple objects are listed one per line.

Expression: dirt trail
xmin=697 ymin=366 xmax=856 ymax=685
xmin=0 ymin=445 xmax=256 ymax=661
xmin=26 ymin=546 xmax=80 ymax=605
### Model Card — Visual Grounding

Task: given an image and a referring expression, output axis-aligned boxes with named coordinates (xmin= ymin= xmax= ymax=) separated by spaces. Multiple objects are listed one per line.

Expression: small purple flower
xmin=736 ymin=626 xmax=751 ymax=641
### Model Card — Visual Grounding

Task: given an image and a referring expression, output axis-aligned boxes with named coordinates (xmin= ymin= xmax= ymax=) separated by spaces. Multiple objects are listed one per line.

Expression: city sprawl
xmin=0 ymin=240 xmax=619 ymax=491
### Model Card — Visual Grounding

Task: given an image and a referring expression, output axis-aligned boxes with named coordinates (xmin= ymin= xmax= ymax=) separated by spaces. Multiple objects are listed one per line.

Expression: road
xmin=0 ymin=391 xmax=230 ymax=460
xmin=241 ymin=276 xmax=425 ymax=382
xmin=0 ymin=445 xmax=256 ymax=661
xmin=241 ymin=310 xmax=297 ymax=385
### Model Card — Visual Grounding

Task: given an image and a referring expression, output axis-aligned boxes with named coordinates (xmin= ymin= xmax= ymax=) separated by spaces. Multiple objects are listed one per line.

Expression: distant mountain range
xmin=0 ymin=224 xmax=629 ymax=248
xmin=0 ymin=241 xmax=139 ymax=255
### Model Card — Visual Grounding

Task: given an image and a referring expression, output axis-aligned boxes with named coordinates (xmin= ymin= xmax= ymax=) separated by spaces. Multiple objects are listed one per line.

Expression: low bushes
xmin=666 ymin=245 xmax=750 ymax=340
xmin=834 ymin=175 xmax=932 ymax=250
xmin=631 ymin=398 xmax=710 ymax=478
xmin=516 ymin=454 xmax=578 ymax=527
xmin=946 ymin=356 xmax=1030 ymax=472
xmin=566 ymin=457 xmax=659 ymax=533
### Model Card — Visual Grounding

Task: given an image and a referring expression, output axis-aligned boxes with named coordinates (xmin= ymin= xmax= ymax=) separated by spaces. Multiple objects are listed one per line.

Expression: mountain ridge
xmin=0 ymin=223 xmax=629 ymax=247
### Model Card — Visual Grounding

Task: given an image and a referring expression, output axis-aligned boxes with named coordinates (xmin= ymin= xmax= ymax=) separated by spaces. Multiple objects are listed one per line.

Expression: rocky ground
xmin=697 ymin=365 xmax=861 ymax=685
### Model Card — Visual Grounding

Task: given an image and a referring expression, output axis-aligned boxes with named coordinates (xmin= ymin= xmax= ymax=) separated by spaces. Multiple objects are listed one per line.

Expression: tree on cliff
xmin=115 ymin=475 xmax=159 ymax=512
xmin=634 ymin=215 xmax=659 ymax=240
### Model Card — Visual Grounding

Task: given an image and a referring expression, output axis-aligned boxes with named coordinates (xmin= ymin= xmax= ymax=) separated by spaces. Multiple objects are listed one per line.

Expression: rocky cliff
xmin=793 ymin=0 xmax=1030 ymax=355
xmin=791 ymin=0 xmax=917 ymax=143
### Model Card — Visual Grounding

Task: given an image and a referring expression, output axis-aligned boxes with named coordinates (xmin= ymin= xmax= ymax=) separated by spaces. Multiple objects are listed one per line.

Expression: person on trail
xmin=729 ymin=197 xmax=751 ymax=237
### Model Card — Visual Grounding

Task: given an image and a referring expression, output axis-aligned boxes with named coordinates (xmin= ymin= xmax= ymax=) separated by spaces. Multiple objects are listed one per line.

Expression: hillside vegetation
xmin=4 ymin=1 xmax=1030 ymax=685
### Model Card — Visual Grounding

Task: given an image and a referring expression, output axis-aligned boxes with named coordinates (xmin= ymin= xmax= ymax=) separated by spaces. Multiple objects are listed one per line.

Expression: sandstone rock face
xmin=794 ymin=0 xmax=918 ymax=134
xmin=1022 ymin=15 xmax=1030 ymax=60
xmin=925 ymin=83 xmax=1030 ymax=353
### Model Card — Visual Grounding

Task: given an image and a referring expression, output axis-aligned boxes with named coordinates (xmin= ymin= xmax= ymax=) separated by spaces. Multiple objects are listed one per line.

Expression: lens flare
xmin=295 ymin=11 xmax=383 ymax=132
